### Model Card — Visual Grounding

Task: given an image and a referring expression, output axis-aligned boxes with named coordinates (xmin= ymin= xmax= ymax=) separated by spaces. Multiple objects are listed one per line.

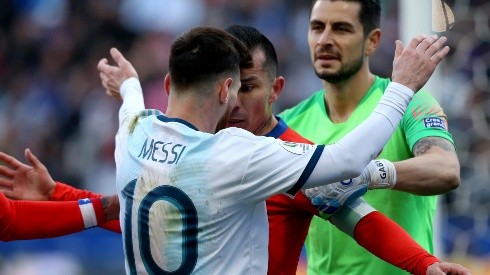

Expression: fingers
xmin=412 ymin=35 xmax=449 ymax=61
xmin=407 ymin=34 xmax=426 ymax=51
xmin=97 ymin=58 xmax=109 ymax=72
xmin=415 ymin=34 xmax=438 ymax=53
xmin=394 ymin=40 xmax=403 ymax=59
xmin=0 ymin=165 xmax=14 ymax=179
xmin=438 ymin=262 xmax=471 ymax=275
xmin=110 ymin=48 xmax=127 ymax=67
xmin=428 ymin=39 xmax=450 ymax=63
xmin=25 ymin=148 xmax=44 ymax=170
xmin=0 ymin=151 xmax=21 ymax=170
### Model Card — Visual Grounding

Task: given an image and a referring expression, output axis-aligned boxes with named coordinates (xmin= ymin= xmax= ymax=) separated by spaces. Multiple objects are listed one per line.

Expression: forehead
xmin=310 ymin=0 xmax=362 ymax=25
xmin=240 ymin=49 xmax=268 ymax=80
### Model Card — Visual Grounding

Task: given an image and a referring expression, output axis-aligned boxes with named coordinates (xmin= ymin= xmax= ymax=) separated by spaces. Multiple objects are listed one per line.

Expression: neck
xmin=322 ymin=65 xmax=375 ymax=123
xmin=254 ymin=115 xmax=279 ymax=136
xmin=166 ymin=96 xmax=223 ymax=134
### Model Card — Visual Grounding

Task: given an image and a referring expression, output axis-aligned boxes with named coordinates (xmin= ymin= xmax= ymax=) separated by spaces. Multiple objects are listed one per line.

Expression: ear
xmin=269 ymin=76 xmax=285 ymax=104
xmin=219 ymin=78 xmax=234 ymax=105
xmin=164 ymin=73 xmax=171 ymax=96
xmin=364 ymin=28 xmax=381 ymax=56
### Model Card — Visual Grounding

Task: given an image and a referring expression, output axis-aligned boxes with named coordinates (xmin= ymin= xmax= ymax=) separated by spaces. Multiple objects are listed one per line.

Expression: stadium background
xmin=0 ymin=0 xmax=488 ymax=274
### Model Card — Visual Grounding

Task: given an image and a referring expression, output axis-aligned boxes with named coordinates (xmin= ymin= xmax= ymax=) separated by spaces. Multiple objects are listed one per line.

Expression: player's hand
xmin=392 ymin=34 xmax=449 ymax=92
xmin=97 ymin=47 xmax=138 ymax=101
xmin=426 ymin=262 xmax=471 ymax=275
xmin=303 ymin=176 xmax=368 ymax=218
xmin=0 ymin=149 xmax=55 ymax=201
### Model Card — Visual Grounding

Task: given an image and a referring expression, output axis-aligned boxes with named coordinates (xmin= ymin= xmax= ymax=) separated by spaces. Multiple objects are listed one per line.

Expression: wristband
xmin=367 ymin=159 xmax=397 ymax=189
xmin=78 ymin=198 xmax=105 ymax=229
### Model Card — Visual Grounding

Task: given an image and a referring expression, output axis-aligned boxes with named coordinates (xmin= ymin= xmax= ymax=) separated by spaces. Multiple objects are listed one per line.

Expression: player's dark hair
xmin=169 ymin=26 xmax=252 ymax=93
xmin=225 ymin=25 xmax=279 ymax=82
xmin=310 ymin=0 xmax=381 ymax=37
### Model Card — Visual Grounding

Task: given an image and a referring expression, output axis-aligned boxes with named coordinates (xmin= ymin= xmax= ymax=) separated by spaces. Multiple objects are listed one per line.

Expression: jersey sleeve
xmin=401 ymin=90 xmax=454 ymax=151
xmin=353 ymin=211 xmax=439 ymax=275
xmin=329 ymin=198 xmax=439 ymax=274
xmin=51 ymin=182 xmax=121 ymax=233
xmin=237 ymin=132 xmax=325 ymax=203
xmin=51 ymin=181 xmax=103 ymax=201
xmin=0 ymin=193 xmax=105 ymax=241
xmin=116 ymin=77 xmax=146 ymax=165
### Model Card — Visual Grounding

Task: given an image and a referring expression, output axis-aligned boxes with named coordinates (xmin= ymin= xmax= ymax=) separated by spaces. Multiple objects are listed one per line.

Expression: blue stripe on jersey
xmin=157 ymin=115 xmax=199 ymax=131
xmin=265 ymin=116 xmax=288 ymax=139
xmin=286 ymin=145 xmax=325 ymax=196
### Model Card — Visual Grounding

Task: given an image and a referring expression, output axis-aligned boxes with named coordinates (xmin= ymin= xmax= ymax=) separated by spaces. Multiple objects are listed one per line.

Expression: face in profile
xmin=226 ymin=49 xmax=277 ymax=135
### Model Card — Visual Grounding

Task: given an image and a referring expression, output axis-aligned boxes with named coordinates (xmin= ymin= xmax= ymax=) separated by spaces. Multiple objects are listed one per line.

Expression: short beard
xmin=315 ymin=53 xmax=364 ymax=84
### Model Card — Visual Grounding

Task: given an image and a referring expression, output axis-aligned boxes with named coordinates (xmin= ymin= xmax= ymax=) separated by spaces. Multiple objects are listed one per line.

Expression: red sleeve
xmin=354 ymin=211 xmax=439 ymax=275
xmin=0 ymin=193 xmax=101 ymax=241
xmin=100 ymin=221 xmax=122 ymax=233
xmin=51 ymin=182 xmax=122 ymax=234
xmin=51 ymin=181 xmax=103 ymax=201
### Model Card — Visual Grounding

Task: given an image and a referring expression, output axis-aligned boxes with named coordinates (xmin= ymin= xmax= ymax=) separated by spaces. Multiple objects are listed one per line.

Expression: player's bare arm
xmin=393 ymin=136 xmax=460 ymax=195
xmin=391 ymin=35 xmax=449 ymax=92
xmin=101 ymin=194 xmax=120 ymax=221
xmin=0 ymin=149 xmax=55 ymax=201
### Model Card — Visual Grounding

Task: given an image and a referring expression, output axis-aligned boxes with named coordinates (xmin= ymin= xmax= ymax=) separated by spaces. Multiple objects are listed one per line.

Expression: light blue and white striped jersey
xmin=115 ymin=78 xmax=414 ymax=275
xmin=116 ymin=112 xmax=324 ymax=275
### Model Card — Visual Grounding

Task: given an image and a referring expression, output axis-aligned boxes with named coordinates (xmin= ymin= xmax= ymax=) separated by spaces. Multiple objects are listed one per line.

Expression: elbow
xmin=445 ymin=168 xmax=461 ymax=191
xmin=440 ymin=161 xmax=461 ymax=192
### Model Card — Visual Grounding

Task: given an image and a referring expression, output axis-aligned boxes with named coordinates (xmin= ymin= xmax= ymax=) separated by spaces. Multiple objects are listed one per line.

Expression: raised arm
xmin=302 ymin=35 xmax=450 ymax=189
xmin=97 ymin=48 xmax=144 ymax=130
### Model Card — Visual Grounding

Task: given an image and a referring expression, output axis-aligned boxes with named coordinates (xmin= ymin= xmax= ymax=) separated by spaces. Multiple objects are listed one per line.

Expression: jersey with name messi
xmin=115 ymin=112 xmax=324 ymax=275
xmin=279 ymin=76 xmax=453 ymax=275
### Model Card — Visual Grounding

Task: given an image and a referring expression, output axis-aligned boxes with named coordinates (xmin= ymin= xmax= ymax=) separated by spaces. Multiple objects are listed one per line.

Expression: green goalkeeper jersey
xmin=279 ymin=76 xmax=453 ymax=275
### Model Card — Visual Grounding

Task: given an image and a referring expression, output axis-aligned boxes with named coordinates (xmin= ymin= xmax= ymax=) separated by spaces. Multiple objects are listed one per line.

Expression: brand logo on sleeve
xmin=423 ymin=117 xmax=446 ymax=130
xmin=279 ymin=141 xmax=313 ymax=155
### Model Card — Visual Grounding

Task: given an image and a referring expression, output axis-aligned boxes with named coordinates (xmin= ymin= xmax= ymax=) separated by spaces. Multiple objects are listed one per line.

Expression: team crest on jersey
xmin=279 ymin=141 xmax=313 ymax=155
xmin=423 ymin=117 xmax=446 ymax=130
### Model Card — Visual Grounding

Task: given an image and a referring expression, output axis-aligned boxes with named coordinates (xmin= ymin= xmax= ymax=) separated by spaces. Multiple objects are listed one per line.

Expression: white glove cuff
xmin=367 ymin=159 xmax=397 ymax=189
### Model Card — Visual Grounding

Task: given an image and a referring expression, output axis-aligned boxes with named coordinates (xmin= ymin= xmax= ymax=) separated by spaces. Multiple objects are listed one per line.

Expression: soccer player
xmin=102 ymin=25 xmax=449 ymax=274
xmin=0 ymin=26 xmax=468 ymax=274
xmin=225 ymin=24 xmax=468 ymax=275
xmin=278 ymin=1 xmax=462 ymax=275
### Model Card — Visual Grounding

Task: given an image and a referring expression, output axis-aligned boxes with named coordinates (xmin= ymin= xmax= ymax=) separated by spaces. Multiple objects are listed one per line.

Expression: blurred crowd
xmin=0 ymin=0 xmax=488 ymax=270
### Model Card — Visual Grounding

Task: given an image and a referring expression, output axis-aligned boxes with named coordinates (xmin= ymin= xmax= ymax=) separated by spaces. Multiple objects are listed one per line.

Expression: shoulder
xmin=281 ymin=127 xmax=314 ymax=144
xmin=128 ymin=109 xmax=164 ymax=133
xmin=279 ymin=90 xmax=325 ymax=120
